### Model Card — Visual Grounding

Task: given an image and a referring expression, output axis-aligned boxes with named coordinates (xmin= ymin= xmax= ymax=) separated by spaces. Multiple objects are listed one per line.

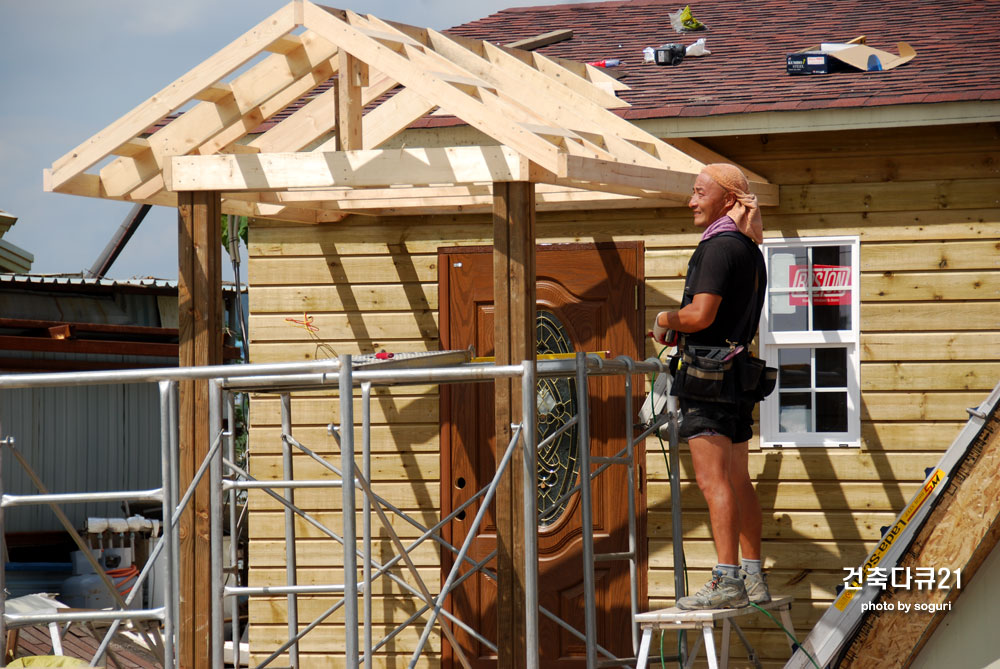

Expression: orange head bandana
xmin=703 ymin=163 xmax=763 ymax=244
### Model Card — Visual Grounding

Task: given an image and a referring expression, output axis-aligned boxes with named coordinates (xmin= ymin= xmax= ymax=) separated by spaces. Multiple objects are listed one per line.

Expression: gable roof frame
xmin=44 ymin=0 xmax=778 ymax=222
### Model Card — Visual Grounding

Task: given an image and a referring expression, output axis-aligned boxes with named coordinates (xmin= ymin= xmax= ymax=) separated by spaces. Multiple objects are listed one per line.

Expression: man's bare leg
xmin=688 ymin=433 xmax=740 ymax=565
xmin=677 ymin=433 xmax=750 ymax=609
xmin=729 ymin=439 xmax=770 ymax=602
xmin=729 ymin=440 xmax=762 ymax=560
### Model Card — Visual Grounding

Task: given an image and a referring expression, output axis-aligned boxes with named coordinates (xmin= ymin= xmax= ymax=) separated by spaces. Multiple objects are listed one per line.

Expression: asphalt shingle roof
xmin=445 ymin=0 xmax=1000 ymax=121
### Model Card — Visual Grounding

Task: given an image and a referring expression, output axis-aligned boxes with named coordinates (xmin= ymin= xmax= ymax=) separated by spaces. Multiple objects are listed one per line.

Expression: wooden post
xmin=493 ymin=181 xmax=536 ymax=669
xmin=336 ymin=50 xmax=367 ymax=151
xmin=177 ymin=191 xmax=223 ymax=669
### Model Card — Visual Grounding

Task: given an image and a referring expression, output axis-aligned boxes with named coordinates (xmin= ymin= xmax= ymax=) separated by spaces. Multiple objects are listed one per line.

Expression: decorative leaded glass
xmin=535 ymin=310 xmax=579 ymax=527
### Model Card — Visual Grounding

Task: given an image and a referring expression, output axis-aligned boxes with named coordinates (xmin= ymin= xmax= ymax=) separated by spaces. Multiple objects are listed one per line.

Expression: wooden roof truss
xmin=45 ymin=0 xmax=777 ymax=222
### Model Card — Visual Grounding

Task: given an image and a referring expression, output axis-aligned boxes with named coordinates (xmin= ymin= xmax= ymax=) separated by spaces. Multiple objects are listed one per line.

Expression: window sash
xmin=760 ymin=236 xmax=861 ymax=447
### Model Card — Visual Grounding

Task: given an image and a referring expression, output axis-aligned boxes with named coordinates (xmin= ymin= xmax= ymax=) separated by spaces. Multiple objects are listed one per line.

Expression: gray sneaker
xmin=677 ymin=569 xmax=749 ymax=610
xmin=741 ymin=569 xmax=771 ymax=604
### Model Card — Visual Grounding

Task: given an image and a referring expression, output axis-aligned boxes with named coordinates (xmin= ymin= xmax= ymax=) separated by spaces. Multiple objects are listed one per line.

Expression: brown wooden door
xmin=439 ymin=242 xmax=646 ymax=668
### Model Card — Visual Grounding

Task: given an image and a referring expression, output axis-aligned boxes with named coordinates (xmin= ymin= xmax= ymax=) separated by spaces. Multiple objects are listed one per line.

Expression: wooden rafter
xmin=44 ymin=0 xmax=779 ymax=219
xmin=45 ymin=3 xmax=299 ymax=193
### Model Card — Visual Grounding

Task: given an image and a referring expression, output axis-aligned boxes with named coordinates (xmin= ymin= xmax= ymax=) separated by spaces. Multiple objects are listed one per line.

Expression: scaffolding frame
xmin=0 ymin=353 xmax=684 ymax=668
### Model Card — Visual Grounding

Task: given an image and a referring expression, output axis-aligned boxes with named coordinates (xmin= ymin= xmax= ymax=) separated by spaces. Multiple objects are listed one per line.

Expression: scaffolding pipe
xmin=280 ymin=393 xmax=300 ymax=668
xmin=619 ymin=357 xmax=641 ymax=653
xmin=0 ymin=354 xmax=680 ymax=668
xmin=521 ymin=360 xmax=540 ymax=669
xmin=361 ymin=382 xmax=373 ymax=666
xmin=0 ymin=359 xmax=344 ymax=390
xmin=576 ymin=352 xmax=598 ymax=669
xmin=226 ymin=391 xmax=240 ymax=669
xmin=1 ymin=489 xmax=163 ymax=507
xmin=6 ymin=608 xmax=166 ymax=625
xmin=210 ymin=381 xmax=225 ymax=669
xmin=227 ymin=585 xmax=351 ymax=596
xmin=224 ymin=479 xmax=343 ymax=490
xmin=0 ymin=436 xmax=7 ymax=663
xmin=339 ymin=355 xmax=359 ymax=665
xmin=667 ymin=389 xmax=687 ymax=664
xmin=168 ymin=382 xmax=181 ymax=657
xmin=161 ymin=382 xmax=177 ymax=669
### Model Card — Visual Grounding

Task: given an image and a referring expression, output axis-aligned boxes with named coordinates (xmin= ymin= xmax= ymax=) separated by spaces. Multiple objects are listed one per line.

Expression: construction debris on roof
xmin=450 ymin=0 xmax=1000 ymax=121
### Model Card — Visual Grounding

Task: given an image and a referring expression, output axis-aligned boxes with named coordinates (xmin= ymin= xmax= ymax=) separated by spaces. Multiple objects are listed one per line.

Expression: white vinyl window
xmin=760 ymin=236 xmax=861 ymax=447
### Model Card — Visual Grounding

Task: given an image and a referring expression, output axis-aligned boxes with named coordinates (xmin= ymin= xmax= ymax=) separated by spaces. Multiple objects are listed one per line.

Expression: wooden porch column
xmin=177 ymin=191 xmax=223 ymax=669
xmin=493 ymin=181 xmax=537 ymax=669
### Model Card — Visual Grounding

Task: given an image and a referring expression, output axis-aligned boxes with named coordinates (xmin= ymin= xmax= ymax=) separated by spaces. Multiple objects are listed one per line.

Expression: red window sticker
xmin=789 ymin=265 xmax=851 ymax=306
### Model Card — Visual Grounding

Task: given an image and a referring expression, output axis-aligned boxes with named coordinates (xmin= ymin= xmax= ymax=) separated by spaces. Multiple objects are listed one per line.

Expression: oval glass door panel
xmin=535 ymin=310 xmax=579 ymax=527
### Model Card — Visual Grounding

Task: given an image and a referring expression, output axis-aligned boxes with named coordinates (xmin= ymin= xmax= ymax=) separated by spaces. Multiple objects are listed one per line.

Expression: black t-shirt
xmin=681 ymin=232 xmax=766 ymax=348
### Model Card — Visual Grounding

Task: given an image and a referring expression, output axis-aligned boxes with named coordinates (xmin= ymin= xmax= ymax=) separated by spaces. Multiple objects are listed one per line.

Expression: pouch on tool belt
xmin=669 ymin=345 xmax=736 ymax=402
xmin=735 ymin=352 xmax=777 ymax=401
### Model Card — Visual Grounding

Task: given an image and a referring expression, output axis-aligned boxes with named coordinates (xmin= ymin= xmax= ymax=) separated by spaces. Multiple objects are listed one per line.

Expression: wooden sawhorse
xmin=635 ymin=596 xmax=795 ymax=669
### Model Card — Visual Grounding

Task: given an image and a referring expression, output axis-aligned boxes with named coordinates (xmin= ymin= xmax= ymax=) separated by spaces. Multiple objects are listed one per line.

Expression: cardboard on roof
xmin=791 ymin=36 xmax=916 ymax=73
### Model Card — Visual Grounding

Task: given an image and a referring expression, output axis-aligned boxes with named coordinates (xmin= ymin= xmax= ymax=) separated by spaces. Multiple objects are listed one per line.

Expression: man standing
xmin=652 ymin=163 xmax=769 ymax=609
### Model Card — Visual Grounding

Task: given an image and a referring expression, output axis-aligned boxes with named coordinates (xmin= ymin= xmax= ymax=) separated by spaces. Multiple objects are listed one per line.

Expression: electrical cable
xmin=748 ymin=602 xmax=822 ymax=669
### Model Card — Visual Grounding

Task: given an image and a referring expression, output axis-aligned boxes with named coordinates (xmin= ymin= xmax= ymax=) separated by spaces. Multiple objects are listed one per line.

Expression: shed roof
xmin=448 ymin=0 xmax=1000 ymax=124
xmin=43 ymin=1 xmax=778 ymax=222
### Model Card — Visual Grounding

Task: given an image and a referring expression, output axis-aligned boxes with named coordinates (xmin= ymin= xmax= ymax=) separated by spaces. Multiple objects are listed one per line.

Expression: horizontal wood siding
xmin=246 ymin=122 xmax=1000 ymax=666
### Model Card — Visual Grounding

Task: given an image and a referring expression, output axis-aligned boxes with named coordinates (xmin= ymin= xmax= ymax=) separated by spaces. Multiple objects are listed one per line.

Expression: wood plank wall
xmin=245 ymin=122 xmax=1000 ymax=667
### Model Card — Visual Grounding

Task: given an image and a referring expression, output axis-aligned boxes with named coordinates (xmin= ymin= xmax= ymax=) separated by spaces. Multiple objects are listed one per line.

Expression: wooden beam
xmin=360 ymin=87 xmax=436 ymax=149
xmin=177 ymin=191 xmax=223 ymax=669
xmin=46 ymin=3 xmax=297 ymax=192
xmin=165 ymin=146 xmax=532 ymax=191
xmin=505 ymin=29 xmax=573 ymax=51
xmin=385 ymin=18 xmax=627 ymax=106
xmin=304 ymin=3 xmax=563 ymax=173
xmin=109 ymin=137 xmax=152 ymax=158
xmin=265 ymin=33 xmax=306 ymax=54
xmin=492 ymin=181 xmax=537 ymax=669
xmin=557 ymin=153 xmax=711 ymax=200
xmin=0 ymin=335 xmax=178 ymax=357
xmin=336 ymin=50 xmax=366 ymax=150
xmin=192 ymin=82 xmax=234 ymax=103
xmin=233 ymin=181 xmax=683 ymax=211
xmin=110 ymin=31 xmax=341 ymax=200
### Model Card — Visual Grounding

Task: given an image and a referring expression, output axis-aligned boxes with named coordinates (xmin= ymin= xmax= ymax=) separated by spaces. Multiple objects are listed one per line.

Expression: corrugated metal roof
xmin=0 ymin=273 xmax=177 ymax=289
xmin=0 ymin=274 xmax=246 ymax=292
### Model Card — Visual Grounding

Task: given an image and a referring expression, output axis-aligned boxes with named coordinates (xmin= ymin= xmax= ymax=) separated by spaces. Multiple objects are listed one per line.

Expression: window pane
xmin=768 ymin=248 xmax=808 ymax=331
xmin=813 ymin=290 xmax=852 ymax=330
xmin=816 ymin=348 xmax=848 ymax=387
xmin=779 ymin=392 xmax=812 ymax=432
xmin=770 ymin=296 xmax=808 ymax=332
xmin=768 ymin=248 xmax=807 ymax=290
xmin=813 ymin=245 xmax=851 ymax=267
xmin=816 ymin=391 xmax=848 ymax=432
xmin=779 ymin=348 xmax=811 ymax=388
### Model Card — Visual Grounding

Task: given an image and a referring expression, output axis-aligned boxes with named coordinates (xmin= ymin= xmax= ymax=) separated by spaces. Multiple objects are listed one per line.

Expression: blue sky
xmin=0 ymin=0 xmax=569 ymax=280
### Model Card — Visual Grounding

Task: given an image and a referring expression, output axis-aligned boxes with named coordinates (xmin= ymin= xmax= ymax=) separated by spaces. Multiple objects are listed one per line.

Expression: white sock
xmin=716 ymin=563 xmax=740 ymax=579
xmin=742 ymin=558 xmax=762 ymax=575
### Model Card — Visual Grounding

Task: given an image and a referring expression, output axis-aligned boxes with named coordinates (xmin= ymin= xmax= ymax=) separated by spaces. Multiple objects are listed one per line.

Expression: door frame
xmin=437 ymin=240 xmax=648 ymax=663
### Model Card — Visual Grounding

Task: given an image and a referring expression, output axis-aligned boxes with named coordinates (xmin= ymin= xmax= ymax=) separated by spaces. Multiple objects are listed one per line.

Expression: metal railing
xmin=0 ymin=353 xmax=684 ymax=668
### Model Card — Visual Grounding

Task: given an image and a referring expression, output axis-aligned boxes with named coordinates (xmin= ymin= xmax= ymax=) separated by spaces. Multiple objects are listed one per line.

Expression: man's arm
xmin=657 ymin=293 xmax=723 ymax=333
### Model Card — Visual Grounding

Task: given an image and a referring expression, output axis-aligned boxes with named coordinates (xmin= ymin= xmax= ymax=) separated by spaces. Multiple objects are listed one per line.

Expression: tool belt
xmin=670 ymin=343 xmax=776 ymax=403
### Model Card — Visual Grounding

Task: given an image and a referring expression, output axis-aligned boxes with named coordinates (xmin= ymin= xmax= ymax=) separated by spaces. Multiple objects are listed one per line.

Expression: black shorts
xmin=678 ymin=396 xmax=755 ymax=443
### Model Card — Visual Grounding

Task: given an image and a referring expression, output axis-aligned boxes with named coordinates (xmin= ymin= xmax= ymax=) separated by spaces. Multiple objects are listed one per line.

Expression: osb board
xmin=839 ymin=395 xmax=1000 ymax=667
